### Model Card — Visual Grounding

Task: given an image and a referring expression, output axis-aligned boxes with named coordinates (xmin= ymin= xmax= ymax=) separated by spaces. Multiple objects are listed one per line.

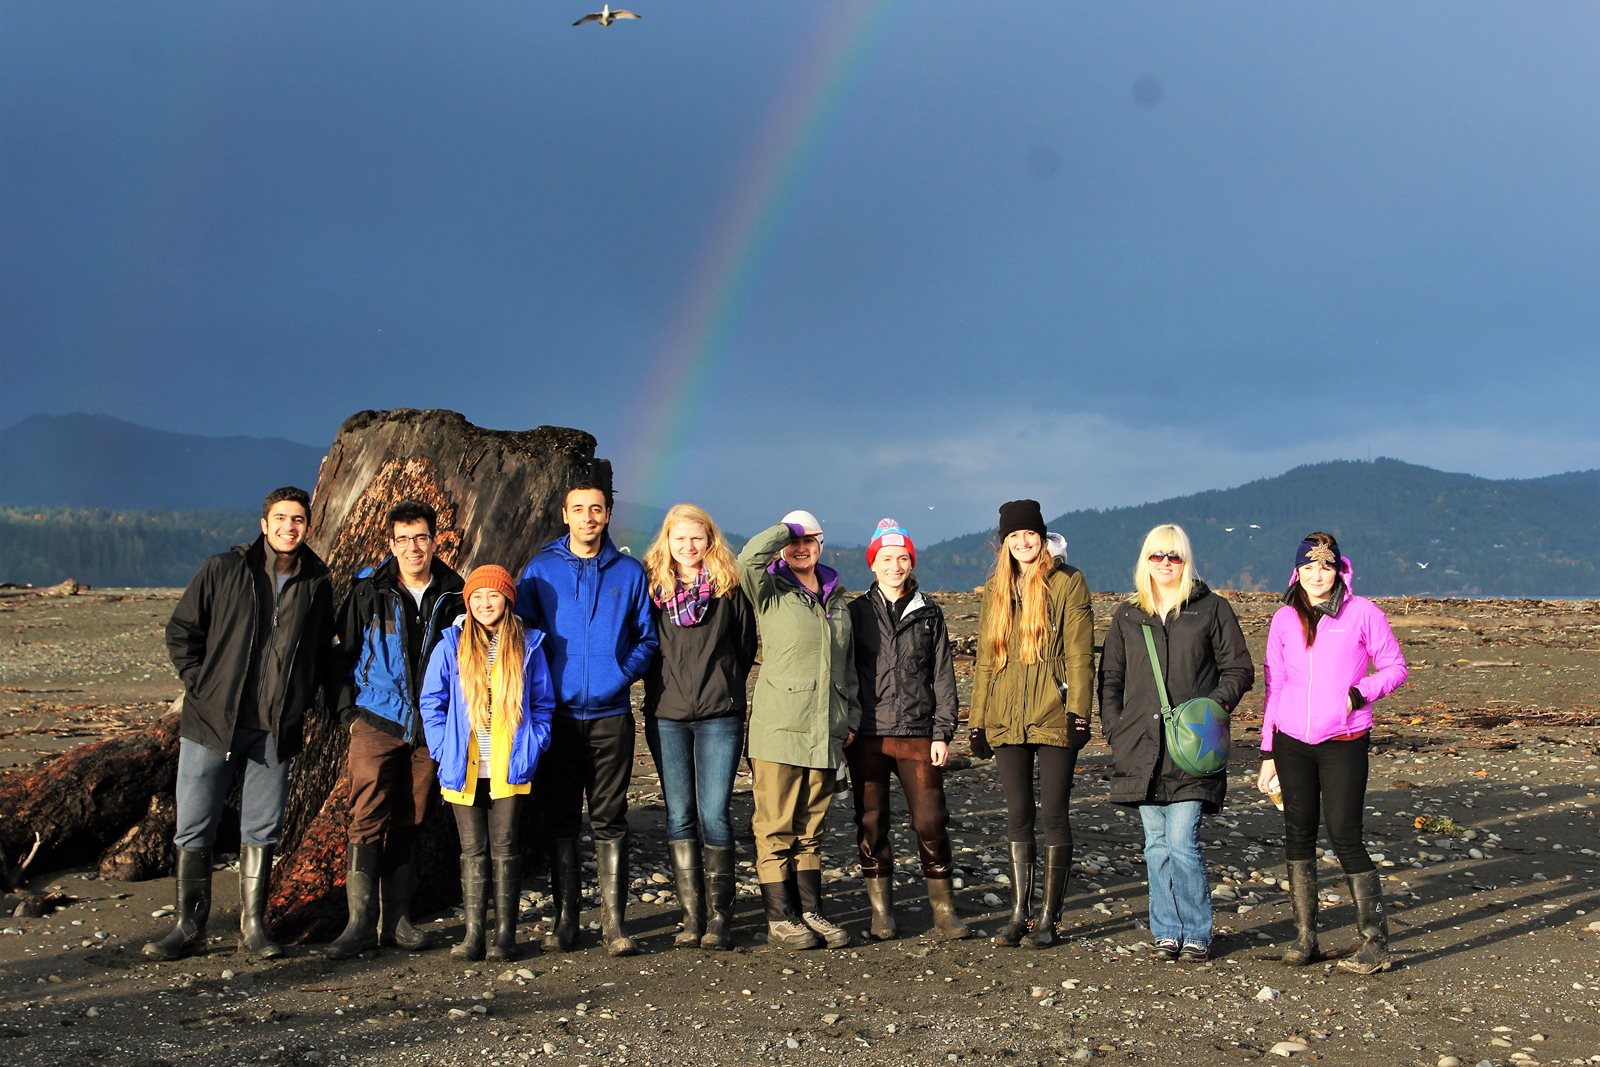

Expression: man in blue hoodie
xmin=516 ymin=474 xmax=658 ymax=956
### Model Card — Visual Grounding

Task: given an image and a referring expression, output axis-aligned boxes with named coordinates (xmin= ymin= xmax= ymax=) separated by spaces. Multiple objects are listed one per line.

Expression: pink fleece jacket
xmin=1261 ymin=561 xmax=1407 ymax=752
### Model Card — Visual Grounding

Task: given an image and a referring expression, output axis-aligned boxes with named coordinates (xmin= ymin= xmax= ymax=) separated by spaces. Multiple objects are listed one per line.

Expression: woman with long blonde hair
xmin=640 ymin=504 xmax=756 ymax=949
xmin=1098 ymin=524 xmax=1253 ymax=962
xmin=420 ymin=565 xmax=554 ymax=962
xmin=967 ymin=499 xmax=1094 ymax=948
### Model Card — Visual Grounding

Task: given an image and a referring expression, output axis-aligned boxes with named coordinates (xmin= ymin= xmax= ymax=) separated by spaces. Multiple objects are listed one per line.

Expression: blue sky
xmin=3 ymin=1 xmax=1596 ymax=542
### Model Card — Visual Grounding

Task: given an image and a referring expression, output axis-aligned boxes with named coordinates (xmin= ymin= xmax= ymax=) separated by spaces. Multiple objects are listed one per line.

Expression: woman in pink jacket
xmin=1257 ymin=532 xmax=1407 ymax=974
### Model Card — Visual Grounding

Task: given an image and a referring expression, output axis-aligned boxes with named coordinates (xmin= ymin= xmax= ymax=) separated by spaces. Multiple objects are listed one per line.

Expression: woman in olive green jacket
xmin=737 ymin=511 xmax=862 ymax=950
xmin=968 ymin=500 xmax=1094 ymax=949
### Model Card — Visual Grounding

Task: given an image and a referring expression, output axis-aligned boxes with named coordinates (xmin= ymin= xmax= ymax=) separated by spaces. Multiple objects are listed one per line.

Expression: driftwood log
xmin=0 ymin=409 xmax=608 ymax=939
xmin=0 ymin=710 xmax=183 ymax=890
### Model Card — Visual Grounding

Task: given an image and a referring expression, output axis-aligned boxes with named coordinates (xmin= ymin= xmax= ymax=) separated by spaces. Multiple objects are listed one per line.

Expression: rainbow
xmin=618 ymin=1 xmax=894 ymax=509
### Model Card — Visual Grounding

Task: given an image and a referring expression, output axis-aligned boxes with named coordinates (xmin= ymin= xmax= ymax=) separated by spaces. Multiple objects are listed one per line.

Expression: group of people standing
xmin=144 ymin=480 xmax=1407 ymax=977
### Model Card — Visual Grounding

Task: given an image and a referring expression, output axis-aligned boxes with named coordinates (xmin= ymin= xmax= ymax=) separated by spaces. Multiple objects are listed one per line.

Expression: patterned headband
xmin=1294 ymin=538 xmax=1341 ymax=569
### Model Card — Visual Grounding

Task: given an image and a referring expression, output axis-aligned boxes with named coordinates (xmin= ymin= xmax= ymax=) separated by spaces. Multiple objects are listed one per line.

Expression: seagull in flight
xmin=1417 ymin=561 xmax=1430 ymax=569
xmin=574 ymin=4 xmax=641 ymax=26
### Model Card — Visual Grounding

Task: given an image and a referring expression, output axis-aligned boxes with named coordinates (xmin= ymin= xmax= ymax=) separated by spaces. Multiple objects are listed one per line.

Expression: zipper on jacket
xmin=1305 ymin=620 xmax=1315 ymax=740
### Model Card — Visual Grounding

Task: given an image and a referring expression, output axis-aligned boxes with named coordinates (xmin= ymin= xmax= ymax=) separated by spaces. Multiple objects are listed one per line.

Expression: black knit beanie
xmin=997 ymin=499 xmax=1047 ymax=541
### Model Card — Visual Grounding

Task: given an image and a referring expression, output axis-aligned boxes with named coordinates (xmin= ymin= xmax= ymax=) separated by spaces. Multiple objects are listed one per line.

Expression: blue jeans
xmin=644 ymin=715 xmax=744 ymax=846
xmin=174 ymin=729 xmax=291 ymax=849
xmin=1139 ymin=800 xmax=1211 ymax=948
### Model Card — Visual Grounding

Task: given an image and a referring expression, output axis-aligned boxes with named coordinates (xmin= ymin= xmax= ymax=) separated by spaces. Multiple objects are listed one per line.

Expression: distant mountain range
xmin=816 ymin=459 xmax=1598 ymax=598
xmin=0 ymin=413 xmax=324 ymax=510
xmin=1 ymin=415 xmax=1594 ymax=596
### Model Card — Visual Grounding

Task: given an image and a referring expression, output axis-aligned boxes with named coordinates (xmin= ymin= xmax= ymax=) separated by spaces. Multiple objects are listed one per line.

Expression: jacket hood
xmin=440 ymin=620 xmax=546 ymax=653
xmin=1283 ymin=555 xmax=1354 ymax=595
xmin=354 ymin=554 xmax=464 ymax=590
xmin=238 ymin=534 xmax=329 ymax=579
xmin=541 ymin=530 xmax=627 ymax=569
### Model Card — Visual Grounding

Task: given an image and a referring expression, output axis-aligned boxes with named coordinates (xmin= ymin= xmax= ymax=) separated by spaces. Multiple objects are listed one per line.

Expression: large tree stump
xmin=270 ymin=409 xmax=608 ymax=938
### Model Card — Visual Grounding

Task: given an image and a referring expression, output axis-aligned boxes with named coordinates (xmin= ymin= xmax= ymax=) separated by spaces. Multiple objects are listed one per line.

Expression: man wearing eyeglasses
xmin=324 ymin=500 xmax=465 ymax=959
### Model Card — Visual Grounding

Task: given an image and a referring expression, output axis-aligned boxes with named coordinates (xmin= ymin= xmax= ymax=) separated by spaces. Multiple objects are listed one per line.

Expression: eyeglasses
xmin=1147 ymin=552 xmax=1184 ymax=564
xmin=391 ymin=534 xmax=433 ymax=548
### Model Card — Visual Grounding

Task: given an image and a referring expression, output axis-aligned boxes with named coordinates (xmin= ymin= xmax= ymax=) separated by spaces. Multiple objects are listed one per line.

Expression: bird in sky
xmin=1417 ymin=561 xmax=1430 ymax=569
xmin=574 ymin=4 xmax=641 ymax=26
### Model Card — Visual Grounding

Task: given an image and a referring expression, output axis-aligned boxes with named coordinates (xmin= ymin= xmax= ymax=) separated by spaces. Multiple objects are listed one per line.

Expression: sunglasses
xmin=1147 ymin=552 xmax=1184 ymax=564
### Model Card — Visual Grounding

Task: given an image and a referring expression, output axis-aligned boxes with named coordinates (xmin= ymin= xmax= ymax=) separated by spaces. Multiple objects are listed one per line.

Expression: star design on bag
xmin=1192 ymin=706 xmax=1228 ymax=763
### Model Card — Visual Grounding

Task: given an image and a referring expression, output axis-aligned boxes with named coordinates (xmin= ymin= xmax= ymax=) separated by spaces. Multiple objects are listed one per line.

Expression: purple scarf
xmin=655 ymin=569 xmax=713 ymax=627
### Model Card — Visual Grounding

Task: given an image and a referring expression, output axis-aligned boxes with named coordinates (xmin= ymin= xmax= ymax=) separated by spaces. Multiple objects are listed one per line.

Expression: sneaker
xmin=1179 ymin=942 xmax=1211 ymax=962
xmin=800 ymin=911 xmax=851 ymax=949
xmin=767 ymin=919 xmax=820 ymax=950
xmin=1149 ymin=938 xmax=1180 ymax=962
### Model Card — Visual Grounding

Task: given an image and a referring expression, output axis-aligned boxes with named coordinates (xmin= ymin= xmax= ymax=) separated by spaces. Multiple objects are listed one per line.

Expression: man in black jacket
xmin=145 ymin=486 xmax=335 ymax=961
xmin=324 ymin=500 xmax=463 ymax=960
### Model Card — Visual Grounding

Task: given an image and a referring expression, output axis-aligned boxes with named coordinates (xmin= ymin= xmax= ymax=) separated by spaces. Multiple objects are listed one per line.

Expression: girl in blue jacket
xmin=420 ymin=565 xmax=554 ymax=962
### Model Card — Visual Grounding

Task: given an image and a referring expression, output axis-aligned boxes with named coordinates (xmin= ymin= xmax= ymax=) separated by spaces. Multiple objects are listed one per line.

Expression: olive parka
xmin=737 ymin=523 xmax=862 ymax=770
xmin=1097 ymin=581 xmax=1255 ymax=812
xmin=967 ymin=560 xmax=1095 ymax=748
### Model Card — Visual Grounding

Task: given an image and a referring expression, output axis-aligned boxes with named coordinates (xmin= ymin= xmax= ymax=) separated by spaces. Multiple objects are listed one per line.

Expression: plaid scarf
xmin=656 ymin=569 xmax=713 ymax=627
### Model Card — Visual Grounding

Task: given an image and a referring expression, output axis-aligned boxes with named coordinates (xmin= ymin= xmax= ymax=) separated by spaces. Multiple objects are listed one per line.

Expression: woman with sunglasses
xmin=1258 ymin=532 xmax=1407 ymax=973
xmin=1098 ymin=525 xmax=1254 ymax=962
xmin=967 ymin=500 xmax=1094 ymax=948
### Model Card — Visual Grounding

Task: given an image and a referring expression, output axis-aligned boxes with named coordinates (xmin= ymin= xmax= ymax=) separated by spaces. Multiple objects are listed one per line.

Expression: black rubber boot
xmin=1024 ymin=844 xmax=1071 ymax=949
xmin=379 ymin=841 xmax=431 ymax=951
xmin=238 ymin=844 xmax=283 ymax=959
xmin=795 ymin=867 xmax=849 ymax=948
xmin=596 ymin=837 xmax=640 ymax=957
xmin=451 ymin=855 xmax=489 ymax=961
xmin=1337 ymin=870 xmax=1393 ymax=974
xmin=864 ymin=876 xmax=896 ymax=941
xmin=487 ymin=855 xmax=522 ymax=961
xmin=1282 ymin=859 xmax=1320 ymax=966
xmin=926 ymin=877 xmax=969 ymax=941
xmin=760 ymin=880 xmax=819 ymax=949
xmin=322 ymin=842 xmax=380 ymax=960
xmin=142 ymin=847 xmax=212 ymax=961
xmin=542 ymin=838 xmax=581 ymax=953
xmin=992 ymin=840 xmax=1035 ymax=947
xmin=668 ymin=838 xmax=705 ymax=948
xmin=700 ymin=844 xmax=736 ymax=950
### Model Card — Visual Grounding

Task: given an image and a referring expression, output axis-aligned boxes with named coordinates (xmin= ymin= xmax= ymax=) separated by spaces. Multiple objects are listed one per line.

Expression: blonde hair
xmin=982 ymin=537 xmax=1059 ymax=672
xmin=642 ymin=503 xmax=740 ymax=600
xmin=456 ymin=606 xmax=526 ymax=737
xmin=1128 ymin=523 xmax=1198 ymax=619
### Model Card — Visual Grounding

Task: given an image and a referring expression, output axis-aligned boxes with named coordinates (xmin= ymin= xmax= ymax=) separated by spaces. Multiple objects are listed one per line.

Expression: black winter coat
xmin=847 ymin=584 xmax=960 ymax=742
xmin=642 ymin=590 xmax=757 ymax=722
xmin=165 ymin=537 xmax=335 ymax=760
xmin=1097 ymin=582 xmax=1254 ymax=812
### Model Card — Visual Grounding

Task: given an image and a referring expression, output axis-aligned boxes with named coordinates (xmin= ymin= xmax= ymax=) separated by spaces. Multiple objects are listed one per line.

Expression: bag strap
xmin=1140 ymin=624 xmax=1174 ymax=715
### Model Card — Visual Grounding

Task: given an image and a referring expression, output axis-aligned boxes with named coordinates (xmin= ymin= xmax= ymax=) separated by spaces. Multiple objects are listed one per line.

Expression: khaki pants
xmin=750 ymin=759 xmax=835 ymax=884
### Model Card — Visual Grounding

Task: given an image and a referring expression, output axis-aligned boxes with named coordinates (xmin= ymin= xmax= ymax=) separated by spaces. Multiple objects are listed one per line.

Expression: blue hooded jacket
xmin=335 ymin=556 xmax=464 ymax=743
xmin=515 ymin=531 xmax=658 ymax=720
xmin=419 ymin=623 xmax=555 ymax=794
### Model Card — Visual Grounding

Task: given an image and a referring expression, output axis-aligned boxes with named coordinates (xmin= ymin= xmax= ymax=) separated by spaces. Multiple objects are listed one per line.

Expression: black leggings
xmin=1273 ymin=731 xmax=1373 ymax=873
xmin=994 ymin=743 xmax=1077 ymax=847
xmin=451 ymin=782 xmax=523 ymax=859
